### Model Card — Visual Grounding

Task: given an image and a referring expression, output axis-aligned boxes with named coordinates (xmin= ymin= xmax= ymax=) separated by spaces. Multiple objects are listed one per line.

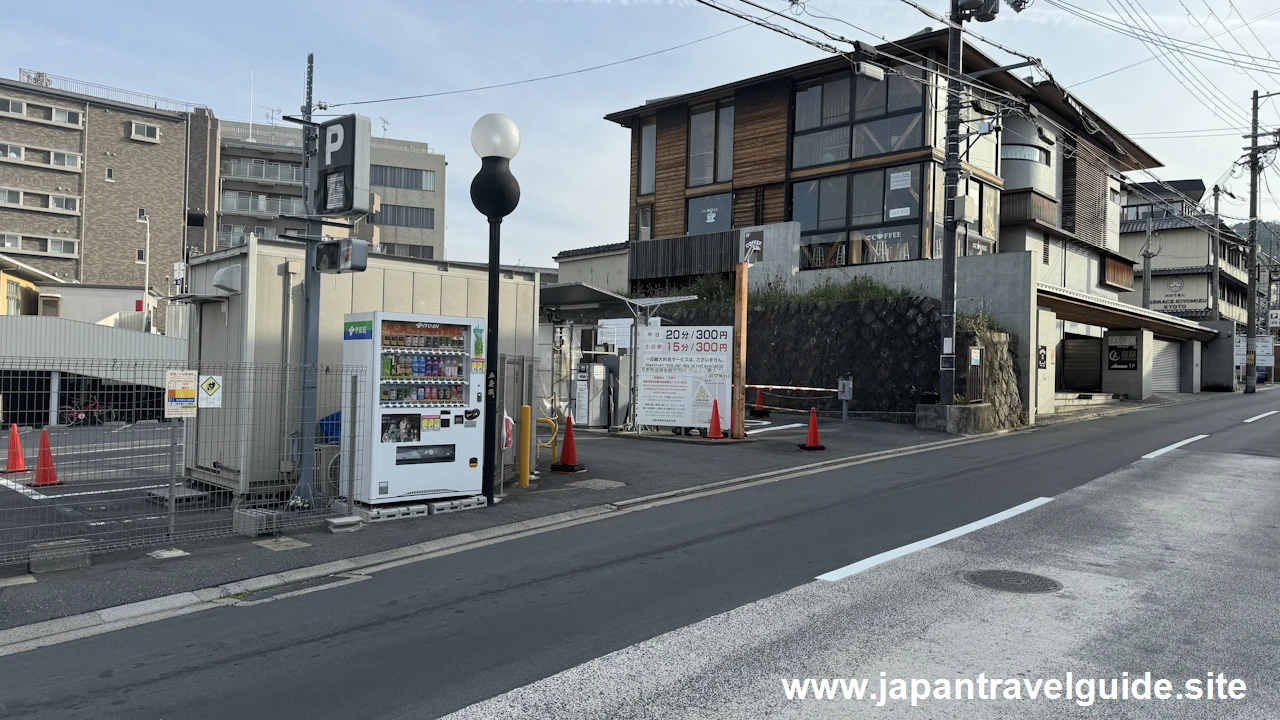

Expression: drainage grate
xmin=963 ymin=570 xmax=1062 ymax=594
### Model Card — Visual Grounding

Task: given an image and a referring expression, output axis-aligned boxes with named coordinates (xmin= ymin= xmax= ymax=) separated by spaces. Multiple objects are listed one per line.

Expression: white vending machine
xmin=341 ymin=311 xmax=487 ymax=504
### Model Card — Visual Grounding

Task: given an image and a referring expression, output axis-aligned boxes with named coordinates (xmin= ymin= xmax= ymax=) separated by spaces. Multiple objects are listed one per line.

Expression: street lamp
xmin=469 ymin=113 xmax=521 ymax=505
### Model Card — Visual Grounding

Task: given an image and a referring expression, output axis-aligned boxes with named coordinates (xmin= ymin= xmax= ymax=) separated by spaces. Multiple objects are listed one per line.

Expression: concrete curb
xmin=1036 ymin=387 xmax=1272 ymax=428
xmin=0 ymin=431 xmax=1007 ymax=653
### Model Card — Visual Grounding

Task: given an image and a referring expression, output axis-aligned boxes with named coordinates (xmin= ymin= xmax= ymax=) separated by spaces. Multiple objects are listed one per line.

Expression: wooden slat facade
xmin=1102 ymin=255 xmax=1135 ymax=291
xmin=629 ymin=230 xmax=737 ymax=281
xmin=1061 ymin=137 xmax=1108 ymax=250
xmin=1000 ymin=189 xmax=1059 ymax=226
xmin=653 ymin=106 xmax=690 ymax=239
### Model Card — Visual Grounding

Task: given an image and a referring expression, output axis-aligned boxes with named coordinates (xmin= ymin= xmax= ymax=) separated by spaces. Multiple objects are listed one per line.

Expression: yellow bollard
xmin=518 ymin=405 xmax=532 ymax=487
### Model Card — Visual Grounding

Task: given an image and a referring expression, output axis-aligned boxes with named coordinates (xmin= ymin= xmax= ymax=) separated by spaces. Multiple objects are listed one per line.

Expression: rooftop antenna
xmin=248 ymin=67 xmax=254 ymax=142
xmin=262 ymin=106 xmax=282 ymax=126
xmin=379 ymin=117 xmax=391 ymax=138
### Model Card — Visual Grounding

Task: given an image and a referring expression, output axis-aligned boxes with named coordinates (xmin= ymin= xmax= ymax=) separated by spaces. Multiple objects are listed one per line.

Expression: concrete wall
xmin=755 ymin=249 xmax=1037 ymax=422
xmin=1101 ymin=329 xmax=1153 ymax=400
xmin=557 ymin=250 xmax=630 ymax=295
xmin=1000 ymin=115 xmax=1056 ymax=197
xmin=1201 ymin=320 xmax=1236 ymax=389
xmin=1036 ymin=307 xmax=1058 ymax=416
xmin=1181 ymin=339 xmax=1202 ymax=393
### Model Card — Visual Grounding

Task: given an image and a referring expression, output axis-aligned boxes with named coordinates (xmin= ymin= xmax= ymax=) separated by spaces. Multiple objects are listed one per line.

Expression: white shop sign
xmin=636 ymin=326 xmax=732 ymax=429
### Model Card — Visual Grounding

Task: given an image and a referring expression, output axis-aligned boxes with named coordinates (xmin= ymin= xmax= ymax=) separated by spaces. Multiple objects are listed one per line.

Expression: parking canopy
xmin=538 ymin=282 xmax=696 ymax=324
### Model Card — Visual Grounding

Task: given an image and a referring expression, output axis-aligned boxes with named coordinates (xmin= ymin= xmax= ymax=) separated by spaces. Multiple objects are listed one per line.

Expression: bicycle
xmin=60 ymin=396 xmax=117 ymax=426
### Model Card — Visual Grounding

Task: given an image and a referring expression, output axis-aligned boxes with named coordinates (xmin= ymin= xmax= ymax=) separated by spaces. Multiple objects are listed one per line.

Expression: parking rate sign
xmin=636 ymin=326 xmax=732 ymax=429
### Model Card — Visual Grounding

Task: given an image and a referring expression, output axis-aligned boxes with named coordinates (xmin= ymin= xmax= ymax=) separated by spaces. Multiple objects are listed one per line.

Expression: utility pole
xmin=1212 ymin=185 xmax=1221 ymax=317
xmin=295 ymin=53 xmax=322 ymax=505
xmin=1142 ymin=215 xmax=1154 ymax=310
xmin=939 ymin=0 xmax=964 ymax=405
xmin=1246 ymin=89 xmax=1259 ymax=393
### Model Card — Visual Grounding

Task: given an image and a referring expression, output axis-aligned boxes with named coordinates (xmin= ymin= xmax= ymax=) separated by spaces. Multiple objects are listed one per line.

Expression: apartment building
xmin=215 ymin=122 xmax=445 ymax=259
xmin=1117 ymin=180 xmax=1255 ymax=328
xmin=0 ymin=71 xmax=216 ymax=318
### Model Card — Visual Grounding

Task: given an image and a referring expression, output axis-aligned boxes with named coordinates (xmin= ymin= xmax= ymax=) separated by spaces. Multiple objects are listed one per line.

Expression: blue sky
xmin=4 ymin=0 xmax=1279 ymax=266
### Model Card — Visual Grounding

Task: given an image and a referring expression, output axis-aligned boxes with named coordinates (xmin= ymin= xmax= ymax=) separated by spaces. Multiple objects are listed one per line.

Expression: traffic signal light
xmin=315 ymin=238 xmax=368 ymax=274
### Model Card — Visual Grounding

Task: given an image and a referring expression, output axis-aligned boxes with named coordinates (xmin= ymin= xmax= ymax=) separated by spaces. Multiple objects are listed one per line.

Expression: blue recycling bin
xmin=319 ymin=411 xmax=342 ymax=444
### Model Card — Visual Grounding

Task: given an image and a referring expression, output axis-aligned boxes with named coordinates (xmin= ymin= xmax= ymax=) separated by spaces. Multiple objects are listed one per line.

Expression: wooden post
xmin=732 ymin=261 xmax=748 ymax=439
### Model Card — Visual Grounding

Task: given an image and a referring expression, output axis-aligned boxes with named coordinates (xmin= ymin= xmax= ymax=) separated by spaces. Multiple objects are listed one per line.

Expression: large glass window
xmin=688 ymin=101 xmax=733 ymax=187
xmin=1001 ymin=144 xmax=1050 ymax=165
xmin=371 ymin=204 xmax=435 ymax=229
xmin=639 ymin=117 xmax=656 ymax=196
xmin=791 ymin=163 xmax=924 ymax=269
xmin=371 ymin=165 xmax=435 ymax=191
xmin=793 ymin=67 xmax=925 ymax=169
xmin=637 ymin=204 xmax=653 ymax=241
xmin=686 ymin=192 xmax=732 ymax=234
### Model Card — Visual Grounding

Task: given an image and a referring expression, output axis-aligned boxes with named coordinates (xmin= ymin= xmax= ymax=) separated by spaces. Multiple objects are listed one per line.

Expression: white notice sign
xmin=198 ymin=375 xmax=223 ymax=408
xmin=637 ymin=326 xmax=732 ymax=430
xmin=1234 ymin=337 xmax=1275 ymax=367
xmin=1270 ymin=309 xmax=1280 ymax=329
xmin=889 ymin=170 xmax=912 ymax=190
xmin=165 ymin=370 xmax=198 ymax=419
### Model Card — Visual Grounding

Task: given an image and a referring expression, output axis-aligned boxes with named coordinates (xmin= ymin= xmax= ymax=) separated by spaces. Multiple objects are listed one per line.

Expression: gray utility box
xmin=573 ymin=362 xmax=611 ymax=429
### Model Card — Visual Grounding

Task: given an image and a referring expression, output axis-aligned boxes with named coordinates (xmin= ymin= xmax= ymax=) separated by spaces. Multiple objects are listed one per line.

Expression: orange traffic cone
xmin=798 ymin=407 xmax=825 ymax=452
xmin=706 ymin=399 xmax=725 ymax=439
xmin=749 ymin=388 xmax=770 ymax=418
xmin=3 ymin=424 xmax=26 ymax=474
xmin=551 ymin=415 xmax=586 ymax=474
xmin=31 ymin=429 xmax=60 ymax=486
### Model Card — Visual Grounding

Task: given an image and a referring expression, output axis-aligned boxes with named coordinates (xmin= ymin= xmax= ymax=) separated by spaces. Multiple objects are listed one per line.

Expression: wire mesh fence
xmin=0 ymin=357 xmax=366 ymax=566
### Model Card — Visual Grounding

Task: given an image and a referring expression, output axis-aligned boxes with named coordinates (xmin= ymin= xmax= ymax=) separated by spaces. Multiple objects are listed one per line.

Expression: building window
xmin=53 ymin=108 xmax=81 ymax=126
xmin=791 ymin=163 xmax=924 ymax=269
xmin=370 ymin=165 xmax=435 ymax=191
xmin=637 ymin=204 xmax=653 ymax=241
xmin=0 ymin=189 xmax=20 ymax=205
xmin=793 ymin=67 xmax=924 ymax=170
xmin=52 ymin=151 xmax=80 ymax=168
xmin=105 ymin=167 xmax=115 ymax=181
xmin=1109 ymin=188 xmax=1120 ymax=204
xmin=382 ymin=243 xmax=434 ymax=259
xmin=49 ymin=239 xmax=76 ymax=255
xmin=2 ymin=233 xmax=18 ymax=249
xmin=130 ymin=122 xmax=160 ymax=141
xmin=0 ymin=99 xmax=25 ymax=115
xmin=138 ymin=208 xmax=148 ymax=221
xmin=51 ymin=196 xmax=79 ymax=212
xmin=686 ymin=192 xmax=732 ymax=234
xmin=222 ymin=158 xmax=304 ymax=183
xmin=370 ymin=204 xmax=435 ymax=229
xmin=1042 ymin=240 xmax=1051 ymax=264
xmin=5 ymin=280 xmax=19 ymax=315
xmin=639 ymin=117 xmax=656 ymax=196
xmin=688 ymin=100 xmax=733 ymax=187
xmin=0 ymin=144 xmax=23 ymax=160
xmin=1001 ymin=144 xmax=1050 ymax=165
xmin=137 ymin=248 xmax=146 ymax=263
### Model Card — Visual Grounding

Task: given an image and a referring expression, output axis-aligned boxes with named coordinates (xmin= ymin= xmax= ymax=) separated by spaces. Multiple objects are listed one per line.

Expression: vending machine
xmin=341 ymin=311 xmax=487 ymax=504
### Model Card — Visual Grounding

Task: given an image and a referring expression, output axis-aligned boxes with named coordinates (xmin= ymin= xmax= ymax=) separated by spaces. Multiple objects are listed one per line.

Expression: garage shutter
xmin=1152 ymin=339 xmax=1181 ymax=392
xmin=1062 ymin=338 xmax=1102 ymax=392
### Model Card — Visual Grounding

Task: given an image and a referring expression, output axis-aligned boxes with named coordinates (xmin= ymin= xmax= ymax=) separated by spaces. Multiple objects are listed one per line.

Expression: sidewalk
xmin=0 ymin=415 xmax=950 ymax=631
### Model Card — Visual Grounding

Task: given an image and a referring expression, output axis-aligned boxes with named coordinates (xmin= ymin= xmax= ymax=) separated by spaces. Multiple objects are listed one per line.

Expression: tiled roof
xmin=1119 ymin=214 xmax=1245 ymax=241
xmin=554 ymin=242 xmax=629 ymax=260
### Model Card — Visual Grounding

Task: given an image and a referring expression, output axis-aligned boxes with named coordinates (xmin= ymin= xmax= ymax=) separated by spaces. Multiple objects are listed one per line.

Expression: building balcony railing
xmin=220 ymin=123 xmax=303 ymax=148
xmin=216 ymin=231 xmax=249 ymax=249
xmin=221 ymin=159 xmax=303 ymax=184
xmin=629 ymin=230 xmax=738 ymax=282
xmin=220 ymin=195 xmax=305 ymax=217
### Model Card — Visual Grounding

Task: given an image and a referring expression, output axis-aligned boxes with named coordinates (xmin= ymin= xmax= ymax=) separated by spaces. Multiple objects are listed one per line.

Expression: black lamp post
xmin=469 ymin=113 xmax=521 ymax=505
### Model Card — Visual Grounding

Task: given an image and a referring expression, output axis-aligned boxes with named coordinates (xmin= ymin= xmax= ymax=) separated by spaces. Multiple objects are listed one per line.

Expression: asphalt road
xmin=1 ymin=392 xmax=1278 ymax=719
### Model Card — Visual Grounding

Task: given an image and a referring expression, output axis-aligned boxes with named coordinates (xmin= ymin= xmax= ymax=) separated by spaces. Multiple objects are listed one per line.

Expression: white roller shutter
xmin=1152 ymin=339 xmax=1181 ymax=392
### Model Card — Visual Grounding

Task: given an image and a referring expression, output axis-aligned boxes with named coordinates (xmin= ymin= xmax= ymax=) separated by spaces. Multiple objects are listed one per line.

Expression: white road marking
xmin=816 ymin=497 xmax=1054 ymax=582
xmin=0 ymin=478 xmax=47 ymax=501
xmin=1243 ymin=410 xmax=1279 ymax=424
xmin=745 ymin=423 xmax=805 ymax=435
xmin=46 ymin=484 xmax=168 ymax=498
xmin=1141 ymin=434 xmax=1209 ymax=459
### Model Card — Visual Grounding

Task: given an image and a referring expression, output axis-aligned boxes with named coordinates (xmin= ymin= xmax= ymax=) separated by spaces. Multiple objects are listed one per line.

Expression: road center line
xmin=816 ymin=496 xmax=1053 ymax=582
xmin=1243 ymin=411 xmax=1279 ymax=424
xmin=1141 ymin=434 xmax=1209 ymax=459
xmin=745 ymin=423 xmax=805 ymax=435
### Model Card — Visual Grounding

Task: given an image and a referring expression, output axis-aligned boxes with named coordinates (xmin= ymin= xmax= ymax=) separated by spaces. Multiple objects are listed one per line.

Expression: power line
xmin=1070 ymin=5 xmax=1280 ymax=86
xmin=326 ymin=24 xmax=750 ymax=108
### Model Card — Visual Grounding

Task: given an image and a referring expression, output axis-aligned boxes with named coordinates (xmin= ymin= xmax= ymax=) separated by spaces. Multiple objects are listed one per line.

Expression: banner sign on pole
xmin=636 ymin=326 xmax=732 ymax=429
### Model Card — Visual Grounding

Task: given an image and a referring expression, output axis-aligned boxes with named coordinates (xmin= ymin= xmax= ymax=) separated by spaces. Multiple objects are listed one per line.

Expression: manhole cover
xmin=963 ymin=570 xmax=1062 ymax=594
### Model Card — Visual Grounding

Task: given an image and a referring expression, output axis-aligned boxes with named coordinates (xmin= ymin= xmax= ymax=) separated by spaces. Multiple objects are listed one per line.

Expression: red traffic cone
xmin=31 ymin=429 xmax=60 ymax=486
xmin=798 ymin=407 xmax=825 ymax=452
xmin=3 ymin=424 xmax=26 ymax=474
xmin=551 ymin=415 xmax=586 ymax=474
xmin=749 ymin=388 xmax=770 ymax=418
xmin=706 ymin=399 xmax=725 ymax=439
